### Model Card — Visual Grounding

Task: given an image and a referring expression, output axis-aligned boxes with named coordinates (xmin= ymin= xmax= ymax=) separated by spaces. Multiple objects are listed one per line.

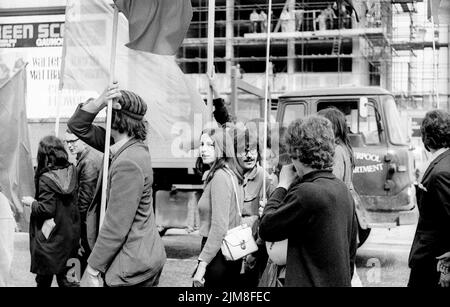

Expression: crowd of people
xmin=1 ymin=81 xmax=450 ymax=287
xmin=249 ymin=1 xmax=362 ymax=34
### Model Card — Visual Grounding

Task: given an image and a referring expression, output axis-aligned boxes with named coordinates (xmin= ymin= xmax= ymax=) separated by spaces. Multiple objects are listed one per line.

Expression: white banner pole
xmin=99 ymin=5 xmax=120 ymax=228
xmin=207 ymin=0 xmax=216 ymax=121
xmin=262 ymin=0 xmax=273 ymax=206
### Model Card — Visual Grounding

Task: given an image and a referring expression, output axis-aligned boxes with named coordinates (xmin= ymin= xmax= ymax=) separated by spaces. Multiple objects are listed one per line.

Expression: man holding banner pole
xmin=68 ymin=84 xmax=167 ymax=287
xmin=61 ymin=0 xmax=196 ymax=287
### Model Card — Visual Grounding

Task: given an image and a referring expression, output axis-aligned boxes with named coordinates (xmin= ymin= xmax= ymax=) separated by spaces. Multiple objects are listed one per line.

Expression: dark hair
xmin=421 ymin=110 xmax=450 ymax=151
xmin=318 ymin=107 xmax=355 ymax=168
xmin=111 ymin=110 xmax=148 ymax=141
xmin=285 ymin=116 xmax=335 ymax=170
xmin=35 ymin=136 xmax=70 ymax=195
xmin=201 ymin=127 xmax=244 ymax=185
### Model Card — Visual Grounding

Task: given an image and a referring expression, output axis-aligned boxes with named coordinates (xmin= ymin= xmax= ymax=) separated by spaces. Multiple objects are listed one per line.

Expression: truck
xmin=156 ymin=85 xmax=418 ymax=247
xmin=276 ymin=86 xmax=418 ymax=244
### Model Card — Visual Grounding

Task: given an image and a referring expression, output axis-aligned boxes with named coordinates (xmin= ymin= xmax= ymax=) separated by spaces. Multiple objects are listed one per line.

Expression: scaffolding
xmin=176 ymin=0 xmax=448 ymax=114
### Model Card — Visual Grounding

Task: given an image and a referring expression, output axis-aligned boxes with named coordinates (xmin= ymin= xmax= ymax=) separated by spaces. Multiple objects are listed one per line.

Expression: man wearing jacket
xmin=408 ymin=110 xmax=450 ymax=287
xmin=64 ymin=129 xmax=102 ymax=272
xmin=68 ymin=83 xmax=166 ymax=287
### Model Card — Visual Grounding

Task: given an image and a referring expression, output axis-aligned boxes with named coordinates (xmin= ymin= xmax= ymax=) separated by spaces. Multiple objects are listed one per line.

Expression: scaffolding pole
xmin=207 ymin=0 xmax=216 ymax=121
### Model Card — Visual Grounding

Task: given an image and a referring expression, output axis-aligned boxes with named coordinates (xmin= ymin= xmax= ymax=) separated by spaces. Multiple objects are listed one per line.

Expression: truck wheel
xmin=358 ymin=223 xmax=371 ymax=247
xmin=157 ymin=226 xmax=167 ymax=237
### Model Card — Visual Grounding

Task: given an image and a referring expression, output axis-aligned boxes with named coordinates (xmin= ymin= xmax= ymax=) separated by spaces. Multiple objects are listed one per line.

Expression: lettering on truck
xmin=354 ymin=152 xmax=384 ymax=174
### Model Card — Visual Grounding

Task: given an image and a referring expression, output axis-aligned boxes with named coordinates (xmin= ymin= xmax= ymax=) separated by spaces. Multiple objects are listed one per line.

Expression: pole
xmin=225 ymin=0 xmax=234 ymax=75
xmin=262 ymin=0 xmax=273 ymax=206
xmin=99 ymin=6 xmax=119 ymax=228
xmin=56 ymin=10 xmax=70 ymax=137
xmin=431 ymin=15 xmax=440 ymax=108
xmin=207 ymin=0 xmax=216 ymax=121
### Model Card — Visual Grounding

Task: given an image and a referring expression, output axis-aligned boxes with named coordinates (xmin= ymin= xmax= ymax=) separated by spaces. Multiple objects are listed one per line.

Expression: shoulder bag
xmin=221 ymin=168 xmax=258 ymax=261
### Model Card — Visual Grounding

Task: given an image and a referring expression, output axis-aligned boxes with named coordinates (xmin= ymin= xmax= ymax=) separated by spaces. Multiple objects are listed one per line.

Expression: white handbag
xmin=266 ymin=239 xmax=288 ymax=266
xmin=221 ymin=168 xmax=258 ymax=261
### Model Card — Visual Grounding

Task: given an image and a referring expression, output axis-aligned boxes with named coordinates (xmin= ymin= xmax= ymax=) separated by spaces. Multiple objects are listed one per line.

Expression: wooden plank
xmin=237 ymin=79 xmax=265 ymax=97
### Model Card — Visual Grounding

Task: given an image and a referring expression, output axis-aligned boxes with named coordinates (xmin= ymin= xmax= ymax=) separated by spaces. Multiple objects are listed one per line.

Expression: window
xmin=358 ymin=104 xmax=381 ymax=145
xmin=317 ymin=99 xmax=382 ymax=146
xmin=282 ymin=103 xmax=306 ymax=128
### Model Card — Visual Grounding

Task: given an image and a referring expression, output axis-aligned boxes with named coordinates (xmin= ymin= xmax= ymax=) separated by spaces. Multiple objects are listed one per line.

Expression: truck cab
xmin=277 ymin=87 xmax=418 ymax=245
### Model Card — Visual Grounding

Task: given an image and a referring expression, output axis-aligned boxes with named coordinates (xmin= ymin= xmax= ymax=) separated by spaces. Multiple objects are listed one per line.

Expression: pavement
xmin=7 ymin=225 xmax=416 ymax=287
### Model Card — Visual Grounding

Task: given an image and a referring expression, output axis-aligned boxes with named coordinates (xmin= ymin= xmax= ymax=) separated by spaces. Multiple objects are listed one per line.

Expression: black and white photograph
xmin=0 ymin=0 xmax=450 ymax=296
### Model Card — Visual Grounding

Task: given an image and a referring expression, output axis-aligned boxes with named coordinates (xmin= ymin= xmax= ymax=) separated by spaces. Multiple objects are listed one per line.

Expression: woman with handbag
xmin=192 ymin=127 xmax=246 ymax=287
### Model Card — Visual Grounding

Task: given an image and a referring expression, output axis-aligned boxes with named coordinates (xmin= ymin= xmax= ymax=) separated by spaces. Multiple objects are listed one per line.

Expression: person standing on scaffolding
xmin=324 ymin=4 xmax=337 ymax=30
xmin=250 ymin=9 xmax=261 ymax=33
xmin=260 ymin=10 xmax=268 ymax=33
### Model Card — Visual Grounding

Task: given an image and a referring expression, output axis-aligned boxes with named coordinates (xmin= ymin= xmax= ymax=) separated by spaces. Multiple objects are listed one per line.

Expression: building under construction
xmin=178 ymin=0 xmax=450 ymax=132
xmin=0 ymin=0 xmax=448 ymax=143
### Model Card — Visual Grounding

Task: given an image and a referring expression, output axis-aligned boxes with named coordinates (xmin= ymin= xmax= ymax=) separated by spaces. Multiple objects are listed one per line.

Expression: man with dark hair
xmin=67 ymin=83 xmax=166 ymax=287
xmin=408 ymin=109 xmax=450 ymax=288
xmin=64 ymin=129 xmax=102 ymax=273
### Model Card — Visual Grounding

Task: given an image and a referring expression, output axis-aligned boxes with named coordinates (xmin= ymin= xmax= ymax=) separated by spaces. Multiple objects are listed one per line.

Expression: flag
xmin=0 ymin=65 xmax=35 ymax=231
xmin=62 ymin=0 xmax=207 ymax=162
xmin=114 ymin=0 xmax=193 ymax=55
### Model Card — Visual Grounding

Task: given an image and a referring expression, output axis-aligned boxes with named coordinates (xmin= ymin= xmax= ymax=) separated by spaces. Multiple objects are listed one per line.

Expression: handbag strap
xmin=223 ymin=167 xmax=242 ymax=218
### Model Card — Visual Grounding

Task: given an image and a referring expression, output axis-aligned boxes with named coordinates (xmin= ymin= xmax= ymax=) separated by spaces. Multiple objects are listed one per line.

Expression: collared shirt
xmin=109 ymin=137 xmax=131 ymax=157
xmin=243 ymin=165 xmax=274 ymax=217
xmin=419 ymin=147 xmax=449 ymax=182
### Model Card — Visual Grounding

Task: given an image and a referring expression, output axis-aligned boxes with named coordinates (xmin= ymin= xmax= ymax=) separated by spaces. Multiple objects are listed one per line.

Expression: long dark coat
xmin=29 ymin=165 xmax=80 ymax=275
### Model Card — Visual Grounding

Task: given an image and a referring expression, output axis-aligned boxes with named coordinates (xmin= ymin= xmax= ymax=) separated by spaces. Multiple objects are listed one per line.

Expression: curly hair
xmin=421 ymin=110 xmax=450 ymax=151
xmin=284 ymin=116 xmax=335 ymax=170
xmin=111 ymin=110 xmax=148 ymax=141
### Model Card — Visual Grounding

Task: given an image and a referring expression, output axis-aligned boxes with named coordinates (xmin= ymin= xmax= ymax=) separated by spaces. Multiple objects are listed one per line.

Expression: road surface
xmin=8 ymin=225 xmax=416 ymax=287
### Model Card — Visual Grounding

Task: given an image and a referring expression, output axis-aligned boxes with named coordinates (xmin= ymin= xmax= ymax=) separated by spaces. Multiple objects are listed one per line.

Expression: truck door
xmin=316 ymin=98 xmax=391 ymax=210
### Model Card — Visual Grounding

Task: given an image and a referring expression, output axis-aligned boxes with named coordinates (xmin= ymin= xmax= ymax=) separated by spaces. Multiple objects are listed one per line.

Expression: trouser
xmin=239 ymin=246 xmax=268 ymax=287
xmin=36 ymin=272 xmax=79 ymax=288
xmin=78 ymin=217 xmax=90 ymax=275
xmin=251 ymin=22 xmax=260 ymax=33
xmin=201 ymin=237 xmax=243 ymax=288
xmin=408 ymin=262 xmax=441 ymax=288
xmin=238 ymin=218 xmax=268 ymax=287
